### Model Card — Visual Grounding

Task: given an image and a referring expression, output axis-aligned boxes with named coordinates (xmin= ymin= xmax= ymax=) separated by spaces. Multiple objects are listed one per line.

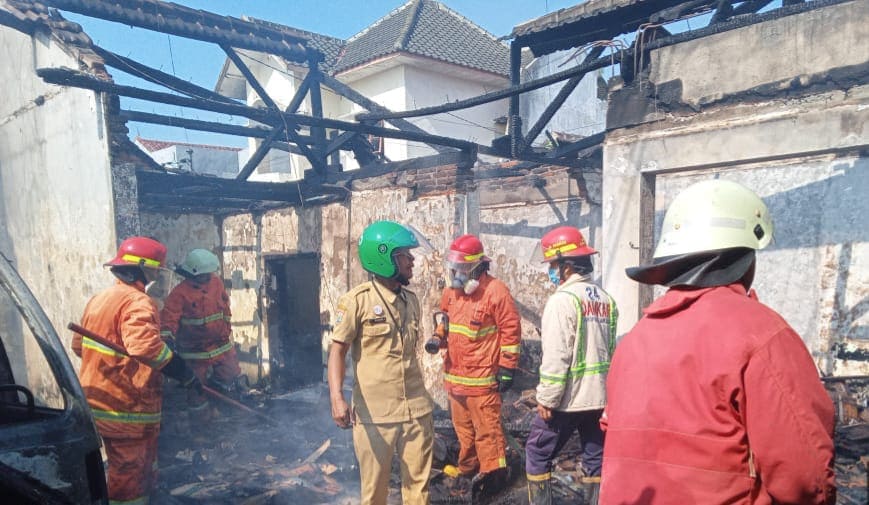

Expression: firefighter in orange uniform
xmin=72 ymin=237 xmax=201 ymax=505
xmin=434 ymin=234 xmax=521 ymax=494
xmin=161 ymin=249 xmax=242 ymax=415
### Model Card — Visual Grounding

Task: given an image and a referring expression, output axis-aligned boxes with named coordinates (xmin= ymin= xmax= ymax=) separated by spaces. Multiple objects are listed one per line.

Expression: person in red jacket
xmin=72 ymin=237 xmax=201 ymax=504
xmin=431 ymin=234 xmax=521 ymax=496
xmin=161 ymin=249 xmax=242 ymax=416
xmin=600 ymin=180 xmax=836 ymax=505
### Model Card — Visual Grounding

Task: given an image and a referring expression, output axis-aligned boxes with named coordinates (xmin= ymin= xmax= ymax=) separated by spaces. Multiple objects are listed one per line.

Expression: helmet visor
xmin=447 ymin=260 xmax=478 ymax=274
xmin=406 ymin=224 xmax=434 ymax=254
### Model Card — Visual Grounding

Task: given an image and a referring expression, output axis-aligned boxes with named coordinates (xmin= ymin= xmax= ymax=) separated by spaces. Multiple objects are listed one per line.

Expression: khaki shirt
xmin=332 ymin=280 xmax=433 ymax=424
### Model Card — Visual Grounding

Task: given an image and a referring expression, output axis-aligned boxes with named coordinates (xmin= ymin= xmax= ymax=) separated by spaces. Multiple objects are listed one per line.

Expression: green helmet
xmin=358 ymin=221 xmax=419 ymax=278
xmin=177 ymin=248 xmax=219 ymax=277
xmin=654 ymin=179 xmax=774 ymax=258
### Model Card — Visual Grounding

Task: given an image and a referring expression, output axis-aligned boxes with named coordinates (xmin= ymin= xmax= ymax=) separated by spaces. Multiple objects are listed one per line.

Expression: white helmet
xmin=177 ymin=249 xmax=219 ymax=277
xmin=654 ymin=179 xmax=773 ymax=258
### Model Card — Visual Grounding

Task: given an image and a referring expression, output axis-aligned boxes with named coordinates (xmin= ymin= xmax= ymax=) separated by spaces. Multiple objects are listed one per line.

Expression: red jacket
xmin=439 ymin=273 xmax=521 ymax=396
xmin=72 ymin=280 xmax=173 ymax=438
xmin=600 ymin=283 xmax=835 ymax=505
xmin=160 ymin=274 xmax=232 ymax=358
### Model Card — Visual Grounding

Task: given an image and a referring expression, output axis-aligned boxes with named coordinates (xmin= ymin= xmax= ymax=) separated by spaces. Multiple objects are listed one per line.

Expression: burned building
xmin=0 ymin=0 xmax=866 ymax=503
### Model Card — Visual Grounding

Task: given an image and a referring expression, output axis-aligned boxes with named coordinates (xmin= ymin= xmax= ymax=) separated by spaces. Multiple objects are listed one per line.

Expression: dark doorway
xmin=264 ymin=254 xmax=322 ymax=389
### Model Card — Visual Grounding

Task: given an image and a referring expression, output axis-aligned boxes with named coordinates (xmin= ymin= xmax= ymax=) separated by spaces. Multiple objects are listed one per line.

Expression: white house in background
xmin=133 ymin=137 xmax=242 ymax=178
xmin=214 ymin=0 xmax=511 ymax=182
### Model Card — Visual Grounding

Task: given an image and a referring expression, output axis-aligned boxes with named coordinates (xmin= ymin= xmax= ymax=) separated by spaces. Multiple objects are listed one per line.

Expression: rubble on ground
xmin=152 ymin=378 xmax=867 ymax=505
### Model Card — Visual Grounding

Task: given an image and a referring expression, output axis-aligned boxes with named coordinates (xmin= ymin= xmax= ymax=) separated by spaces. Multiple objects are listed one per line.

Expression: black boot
xmin=581 ymin=476 xmax=600 ymax=505
xmin=526 ymin=473 xmax=551 ymax=505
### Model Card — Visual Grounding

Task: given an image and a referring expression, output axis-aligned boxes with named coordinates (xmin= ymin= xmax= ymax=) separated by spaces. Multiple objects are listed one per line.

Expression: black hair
xmin=110 ymin=265 xmax=148 ymax=285
xmin=561 ymin=256 xmax=593 ymax=275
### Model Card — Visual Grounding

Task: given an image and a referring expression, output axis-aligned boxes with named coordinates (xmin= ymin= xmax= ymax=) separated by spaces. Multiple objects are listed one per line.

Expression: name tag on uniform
xmin=366 ymin=316 xmax=388 ymax=324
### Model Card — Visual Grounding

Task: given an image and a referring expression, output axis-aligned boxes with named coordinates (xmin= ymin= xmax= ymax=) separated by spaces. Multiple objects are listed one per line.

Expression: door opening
xmin=264 ymin=254 xmax=322 ymax=390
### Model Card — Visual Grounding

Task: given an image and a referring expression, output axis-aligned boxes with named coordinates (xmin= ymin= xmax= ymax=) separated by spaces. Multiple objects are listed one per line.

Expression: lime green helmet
xmin=177 ymin=248 xmax=219 ymax=277
xmin=655 ymin=179 xmax=774 ymax=258
xmin=358 ymin=221 xmax=419 ymax=278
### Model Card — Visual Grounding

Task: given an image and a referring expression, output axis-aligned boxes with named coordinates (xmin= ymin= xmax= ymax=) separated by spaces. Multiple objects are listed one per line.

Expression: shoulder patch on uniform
xmin=335 ymin=304 xmax=348 ymax=324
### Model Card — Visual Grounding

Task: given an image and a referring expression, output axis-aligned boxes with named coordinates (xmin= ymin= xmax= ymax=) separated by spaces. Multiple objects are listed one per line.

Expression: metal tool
xmin=68 ymin=322 xmax=279 ymax=425
xmin=424 ymin=311 xmax=449 ymax=354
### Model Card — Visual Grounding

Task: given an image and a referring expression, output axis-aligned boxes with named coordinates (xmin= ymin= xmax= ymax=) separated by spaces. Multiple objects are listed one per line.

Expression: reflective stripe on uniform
xmin=526 ymin=472 xmax=551 ymax=481
xmin=539 ymin=362 xmax=610 ymax=384
xmin=180 ymin=311 xmax=226 ymax=326
xmin=448 ymin=323 xmax=497 ymax=340
xmin=83 ymin=338 xmax=173 ymax=369
xmin=109 ymin=496 xmax=149 ymax=505
xmin=91 ymin=408 xmax=161 ymax=425
xmin=160 ymin=330 xmax=174 ymax=340
xmin=500 ymin=344 xmax=520 ymax=353
xmin=444 ymin=373 xmax=497 ymax=386
xmin=82 ymin=338 xmax=125 ymax=358
xmin=150 ymin=344 xmax=173 ymax=368
xmin=179 ymin=341 xmax=233 ymax=361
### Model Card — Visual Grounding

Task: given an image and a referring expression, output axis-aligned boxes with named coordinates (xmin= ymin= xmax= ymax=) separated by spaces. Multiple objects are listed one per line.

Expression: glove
xmin=497 ymin=367 xmax=514 ymax=393
xmin=183 ymin=374 xmax=203 ymax=394
xmin=161 ymin=353 xmax=201 ymax=393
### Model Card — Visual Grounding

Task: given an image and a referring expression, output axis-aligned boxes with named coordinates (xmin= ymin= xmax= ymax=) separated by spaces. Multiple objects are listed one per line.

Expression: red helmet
xmin=446 ymin=234 xmax=490 ymax=264
xmin=539 ymin=226 xmax=596 ymax=263
xmin=104 ymin=237 xmax=167 ymax=269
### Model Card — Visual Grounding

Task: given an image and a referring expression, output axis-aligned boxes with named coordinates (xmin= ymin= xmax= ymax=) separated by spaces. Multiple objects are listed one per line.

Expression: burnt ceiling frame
xmin=17 ymin=0 xmax=851 ymax=214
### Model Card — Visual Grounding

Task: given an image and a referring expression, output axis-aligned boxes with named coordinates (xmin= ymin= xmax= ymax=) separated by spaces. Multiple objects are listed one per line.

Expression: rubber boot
xmin=581 ymin=476 xmax=600 ymax=505
xmin=526 ymin=473 xmax=552 ymax=505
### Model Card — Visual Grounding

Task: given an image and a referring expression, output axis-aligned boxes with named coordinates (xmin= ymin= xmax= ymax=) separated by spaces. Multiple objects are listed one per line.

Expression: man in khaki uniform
xmin=328 ymin=220 xmax=434 ymax=505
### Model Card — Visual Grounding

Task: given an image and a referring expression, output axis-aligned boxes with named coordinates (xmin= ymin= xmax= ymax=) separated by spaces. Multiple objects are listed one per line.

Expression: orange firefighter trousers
xmin=104 ymin=432 xmax=159 ymax=503
xmin=449 ymin=392 xmax=507 ymax=474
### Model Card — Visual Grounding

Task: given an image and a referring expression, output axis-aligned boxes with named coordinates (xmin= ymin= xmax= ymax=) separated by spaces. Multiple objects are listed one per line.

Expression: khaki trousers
xmin=353 ymin=413 xmax=433 ymax=505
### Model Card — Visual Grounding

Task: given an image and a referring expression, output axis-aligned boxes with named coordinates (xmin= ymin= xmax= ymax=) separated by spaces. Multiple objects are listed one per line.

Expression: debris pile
xmin=825 ymin=377 xmax=869 ymax=505
xmin=152 ymin=378 xmax=868 ymax=504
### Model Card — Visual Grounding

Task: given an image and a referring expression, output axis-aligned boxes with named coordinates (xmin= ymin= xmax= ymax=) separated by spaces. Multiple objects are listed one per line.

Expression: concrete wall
xmin=601 ymin=1 xmax=869 ymax=375
xmin=0 ymin=26 xmax=117 ymax=365
xmin=146 ymin=145 xmax=239 ymax=178
xmin=214 ymin=162 xmax=599 ymax=406
xmin=521 ymin=49 xmax=608 ymax=146
xmin=139 ymin=212 xmax=220 ymax=300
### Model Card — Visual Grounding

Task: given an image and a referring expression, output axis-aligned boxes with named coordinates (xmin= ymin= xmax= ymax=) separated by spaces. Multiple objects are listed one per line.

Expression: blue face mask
xmin=548 ymin=267 xmax=561 ymax=287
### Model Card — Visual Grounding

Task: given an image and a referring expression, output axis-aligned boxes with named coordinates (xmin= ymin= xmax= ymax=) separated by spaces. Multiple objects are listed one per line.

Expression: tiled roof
xmin=333 ymin=0 xmax=509 ymax=77
xmin=135 ymin=137 xmax=242 ymax=153
xmin=245 ymin=17 xmax=345 ymax=72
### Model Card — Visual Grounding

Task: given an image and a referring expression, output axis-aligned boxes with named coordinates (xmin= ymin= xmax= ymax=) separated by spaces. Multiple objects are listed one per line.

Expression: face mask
xmin=450 ymin=271 xmax=469 ymax=290
xmin=463 ymin=279 xmax=480 ymax=295
xmin=548 ymin=267 xmax=561 ymax=287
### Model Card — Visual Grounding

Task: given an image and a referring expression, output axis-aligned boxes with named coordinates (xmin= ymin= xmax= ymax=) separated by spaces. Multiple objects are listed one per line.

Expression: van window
xmin=0 ymin=292 xmax=65 ymax=420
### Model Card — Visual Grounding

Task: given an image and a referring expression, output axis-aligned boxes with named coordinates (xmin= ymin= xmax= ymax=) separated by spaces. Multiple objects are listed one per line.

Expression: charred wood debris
xmin=152 ymin=376 xmax=867 ymax=505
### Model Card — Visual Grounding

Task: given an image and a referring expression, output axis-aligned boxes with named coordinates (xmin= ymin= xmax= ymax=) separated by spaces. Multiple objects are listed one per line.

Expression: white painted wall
xmin=403 ymin=64 xmax=509 ymax=159
xmin=521 ymin=49 xmax=608 ymax=146
xmin=146 ymin=145 xmax=239 ymax=178
xmin=337 ymin=65 xmax=410 ymax=167
xmin=0 ymin=27 xmax=116 ymax=359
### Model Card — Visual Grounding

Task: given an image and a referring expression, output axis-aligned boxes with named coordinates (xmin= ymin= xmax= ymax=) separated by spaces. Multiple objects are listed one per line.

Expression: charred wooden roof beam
xmin=235 ymin=63 xmax=317 ymax=181
xmin=37 ymin=67 xmax=476 ymax=152
xmin=42 ymin=0 xmax=320 ymax=64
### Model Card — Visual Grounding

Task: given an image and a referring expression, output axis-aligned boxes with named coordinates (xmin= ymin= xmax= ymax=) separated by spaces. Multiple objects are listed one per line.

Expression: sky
xmin=62 ymin=0 xmax=583 ymax=147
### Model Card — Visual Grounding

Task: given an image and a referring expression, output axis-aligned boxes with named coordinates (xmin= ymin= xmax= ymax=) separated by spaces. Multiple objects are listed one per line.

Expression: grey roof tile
xmin=334 ymin=0 xmax=509 ymax=77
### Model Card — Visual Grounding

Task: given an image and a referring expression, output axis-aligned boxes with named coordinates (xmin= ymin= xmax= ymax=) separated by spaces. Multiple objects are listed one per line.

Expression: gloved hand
xmin=182 ymin=374 xmax=203 ymax=394
xmin=497 ymin=367 xmax=514 ymax=392
xmin=161 ymin=353 xmax=200 ymax=393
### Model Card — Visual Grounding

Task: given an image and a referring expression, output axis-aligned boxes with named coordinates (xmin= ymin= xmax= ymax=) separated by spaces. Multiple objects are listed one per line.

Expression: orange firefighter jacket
xmin=72 ymin=280 xmax=173 ymax=438
xmin=160 ymin=274 xmax=232 ymax=360
xmin=439 ymin=273 xmax=521 ymax=396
